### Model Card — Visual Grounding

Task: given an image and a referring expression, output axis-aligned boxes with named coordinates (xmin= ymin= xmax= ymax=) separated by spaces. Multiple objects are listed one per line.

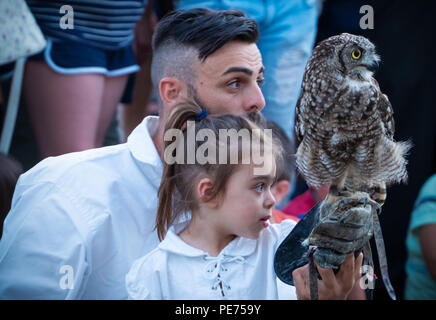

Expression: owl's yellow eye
xmin=351 ymin=49 xmax=362 ymax=60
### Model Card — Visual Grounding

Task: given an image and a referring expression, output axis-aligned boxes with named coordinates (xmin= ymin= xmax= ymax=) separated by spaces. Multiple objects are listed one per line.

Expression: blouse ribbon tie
xmin=204 ymin=255 xmax=245 ymax=295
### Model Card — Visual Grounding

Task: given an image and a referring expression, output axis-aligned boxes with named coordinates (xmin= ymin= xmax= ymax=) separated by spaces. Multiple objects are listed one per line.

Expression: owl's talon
xmin=367 ymin=198 xmax=382 ymax=215
xmin=337 ymin=199 xmax=346 ymax=207
xmin=336 ymin=198 xmax=353 ymax=207
xmin=375 ymin=203 xmax=382 ymax=215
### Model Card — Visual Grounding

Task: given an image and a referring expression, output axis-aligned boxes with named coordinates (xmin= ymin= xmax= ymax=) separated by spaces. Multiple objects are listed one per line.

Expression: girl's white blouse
xmin=126 ymin=219 xmax=297 ymax=300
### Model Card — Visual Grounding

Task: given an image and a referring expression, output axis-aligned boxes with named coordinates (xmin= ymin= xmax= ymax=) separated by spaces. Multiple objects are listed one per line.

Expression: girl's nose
xmin=264 ymin=189 xmax=276 ymax=209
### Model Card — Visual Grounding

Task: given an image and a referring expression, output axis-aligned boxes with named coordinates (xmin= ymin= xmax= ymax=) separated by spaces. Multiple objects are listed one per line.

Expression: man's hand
xmin=292 ymin=252 xmax=364 ymax=300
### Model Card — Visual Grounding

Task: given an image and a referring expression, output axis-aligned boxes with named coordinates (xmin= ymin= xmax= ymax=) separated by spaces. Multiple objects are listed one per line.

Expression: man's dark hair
xmin=152 ymin=8 xmax=258 ymax=61
xmin=151 ymin=9 xmax=259 ymax=106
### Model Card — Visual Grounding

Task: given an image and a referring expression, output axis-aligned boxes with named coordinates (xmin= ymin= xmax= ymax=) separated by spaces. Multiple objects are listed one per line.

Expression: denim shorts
xmin=29 ymin=39 xmax=140 ymax=77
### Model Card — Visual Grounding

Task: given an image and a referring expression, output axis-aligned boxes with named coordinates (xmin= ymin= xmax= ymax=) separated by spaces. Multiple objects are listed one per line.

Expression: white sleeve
xmin=277 ymin=219 xmax=297 ymax=244
xmin=0 ymin=182 xmax=89 ymax=299
xmin=125 ymin=251 xmax=164 ymax=300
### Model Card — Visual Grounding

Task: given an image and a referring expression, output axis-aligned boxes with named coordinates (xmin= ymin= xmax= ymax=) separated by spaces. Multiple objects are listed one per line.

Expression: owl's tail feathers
xmin=361 ymin=139 xmax=412 ymax=206
xmin=378 ymin=138 xmax=413 ymax=186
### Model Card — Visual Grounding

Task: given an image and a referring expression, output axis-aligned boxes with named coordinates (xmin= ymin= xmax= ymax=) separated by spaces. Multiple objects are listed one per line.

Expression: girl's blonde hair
xmin=156 ymin=100 xmax=281 ymax=240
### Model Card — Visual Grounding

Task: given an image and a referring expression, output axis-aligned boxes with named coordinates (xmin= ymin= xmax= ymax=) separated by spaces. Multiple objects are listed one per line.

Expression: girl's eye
xmin=257 ymin=78 xmax=264 ymax=87
xmin=256 ymin=183 xmax=264 ymax=192
xmin=351 ymin=48 xmax=362 ymax=60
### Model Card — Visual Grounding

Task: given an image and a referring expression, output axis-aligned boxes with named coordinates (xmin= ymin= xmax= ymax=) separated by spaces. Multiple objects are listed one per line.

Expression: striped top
xmin=27 ymin=0 xmax=146 ymax=50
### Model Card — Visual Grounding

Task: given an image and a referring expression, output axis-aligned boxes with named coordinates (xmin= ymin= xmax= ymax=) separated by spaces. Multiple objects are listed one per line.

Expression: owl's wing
xmin=295 ymin=82 xmax=345 ymax=143
xmin=372 ymin=78 xmax=395 ymax=139
xmin=294 ymin=93 xmax=305 ymax=143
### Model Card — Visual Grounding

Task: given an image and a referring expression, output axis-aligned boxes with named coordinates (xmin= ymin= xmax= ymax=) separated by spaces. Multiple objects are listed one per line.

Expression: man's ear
xmin=271 ymin=180 xmax=290 ymax=204
xmin=159 ymin=77 xmax=188 ymax=107
xmin=197 ymin=177 xmax=219 ymax=208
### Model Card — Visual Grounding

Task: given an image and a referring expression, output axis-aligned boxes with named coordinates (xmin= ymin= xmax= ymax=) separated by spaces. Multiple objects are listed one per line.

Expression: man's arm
xmin=292 ymin=252 xmax=364 ymax=300
xmin=0 ymin=183 xmax=89 ymax=299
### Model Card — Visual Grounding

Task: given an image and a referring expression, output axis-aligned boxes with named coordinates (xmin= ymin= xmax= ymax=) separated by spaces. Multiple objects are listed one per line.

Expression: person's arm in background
xmin=419 ymin=224 xmax=436 ymax=281
xmin=0 ymin=182 xmax=89 ymax=299
xmin=409 ymin=175 xmax=436 ymax=285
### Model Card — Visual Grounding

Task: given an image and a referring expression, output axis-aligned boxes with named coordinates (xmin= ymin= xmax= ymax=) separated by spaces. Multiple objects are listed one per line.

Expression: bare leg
xmin=23 ymin=61 xmax=105 ymax=159
xmin=95 ymin=74 xmax=128 ymax=147
xmin=122 ymin=54 xmax=153 ymax=140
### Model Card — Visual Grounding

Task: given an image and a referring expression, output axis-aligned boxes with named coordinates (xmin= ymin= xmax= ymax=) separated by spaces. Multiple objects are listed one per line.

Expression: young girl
xmin=125 ymin=101 xmax=297 ymax=299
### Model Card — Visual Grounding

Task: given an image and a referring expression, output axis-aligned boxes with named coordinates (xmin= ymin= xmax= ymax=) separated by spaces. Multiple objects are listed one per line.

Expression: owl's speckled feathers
xmin=295 ymin=33 xmax=410 ymax=196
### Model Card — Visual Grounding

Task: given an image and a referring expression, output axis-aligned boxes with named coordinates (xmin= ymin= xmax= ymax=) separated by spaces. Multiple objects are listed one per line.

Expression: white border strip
xmin=44 ymin=40 xmax=139 ymax=77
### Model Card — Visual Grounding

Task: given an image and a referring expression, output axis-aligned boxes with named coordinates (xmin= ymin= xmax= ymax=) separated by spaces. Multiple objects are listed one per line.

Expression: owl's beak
xmin=367 ymin=60 xmax=379 ymax=73
xmin=367 ymin=53 xmax=380 ymax=73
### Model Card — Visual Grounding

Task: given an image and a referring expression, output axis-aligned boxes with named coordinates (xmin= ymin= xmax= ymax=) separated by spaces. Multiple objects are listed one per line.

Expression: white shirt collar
xmin=127 ymin=116 xmax=163 ymax=185
xmin=159 ymin=220 xmax=257 ymax=258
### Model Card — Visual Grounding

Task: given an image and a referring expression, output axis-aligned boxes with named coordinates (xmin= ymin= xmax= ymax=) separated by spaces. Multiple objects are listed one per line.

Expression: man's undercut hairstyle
xmin=151 ymin=8 xmax=259 ymax=105
xmin=152 ymin=8 xmax=258 ymax=61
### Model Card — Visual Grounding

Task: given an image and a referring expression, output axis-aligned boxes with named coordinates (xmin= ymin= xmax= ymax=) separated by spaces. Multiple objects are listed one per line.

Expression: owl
xmin=295 ymin=33 xmax=411 ymax=206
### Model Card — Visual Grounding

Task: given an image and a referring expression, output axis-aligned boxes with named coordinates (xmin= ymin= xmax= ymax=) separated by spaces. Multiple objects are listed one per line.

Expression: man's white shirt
xmin=0 ymin=116 xmax=163 ymax=299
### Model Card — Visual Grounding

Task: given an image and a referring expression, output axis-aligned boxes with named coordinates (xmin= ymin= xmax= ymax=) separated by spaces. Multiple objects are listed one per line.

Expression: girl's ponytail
xmin=156 ymin=100 xmax=203 ymax=241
